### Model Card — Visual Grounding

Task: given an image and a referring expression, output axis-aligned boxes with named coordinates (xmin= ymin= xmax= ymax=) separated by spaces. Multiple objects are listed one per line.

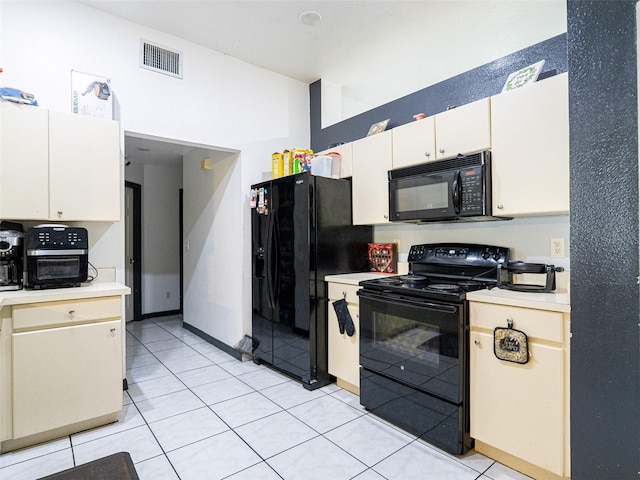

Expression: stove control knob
xmin=481 ymin=250 xmax=491 ymax=260
xmin=493 ymin=251 xmax=502 ymax=261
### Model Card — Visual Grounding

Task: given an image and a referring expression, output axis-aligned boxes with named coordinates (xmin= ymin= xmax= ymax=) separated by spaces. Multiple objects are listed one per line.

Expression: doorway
xmin=125 ymin=181 xmax=142 ymax=322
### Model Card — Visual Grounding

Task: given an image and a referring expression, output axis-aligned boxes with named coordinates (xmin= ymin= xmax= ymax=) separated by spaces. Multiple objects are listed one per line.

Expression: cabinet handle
xmin=68 ymin=310 xmax=76 ymax=315
xmin=424 ymin=152 xmax=430 ymax=157
xmin=474 ymin=339 xmax=481 ymax=346
xmin=383 ymin=214 xmax=389 ymax=219
xmin=497 ymin=203 xmax=504 ymax=210
xmin=110 ymin=328 xmax=116 ymax=333
xmin=57 ymin=210 xmax=63 ymax=217
xmin=439 ymin=148 xmax=445 ymax=154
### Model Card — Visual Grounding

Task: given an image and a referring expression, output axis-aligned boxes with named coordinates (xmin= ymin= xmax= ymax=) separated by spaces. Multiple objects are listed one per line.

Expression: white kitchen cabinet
xmin=469 ymin=301 xmax=570 ymax=479
xmin=1 ymin=295 xmax=124 ymax=452
xmin=490 ymin=73 xmax=569 ymax=216
xmin=434 ymin=97 xmax=491 ymax=160
xmin=317 ymin=143 xmax=353 ymax=178
xmin=391 ymin=116 xmax=436 ymax=168
xmin=0 ymin=103 xmax=120 ymax=221
xmin=327 ymin=282 xmax=361 ymax=394
xmin=351 ymin=130 xmax=392 ymax=225
xmin=49 ymin=111 xmax=120 ymax=221
xmin=0 ymin=102 xmax=49 ymax=219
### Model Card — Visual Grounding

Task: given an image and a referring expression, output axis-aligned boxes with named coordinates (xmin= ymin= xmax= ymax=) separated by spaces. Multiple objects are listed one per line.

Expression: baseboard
xmin=182 ymin=322 xmax=242 ymax=361
xmin=139 ymin=309 xmax=181 ymax=321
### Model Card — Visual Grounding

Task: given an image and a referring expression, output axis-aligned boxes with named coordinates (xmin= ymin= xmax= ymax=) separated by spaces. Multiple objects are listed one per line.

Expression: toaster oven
xmin=25 ymin=226 xmax=89 ymax=289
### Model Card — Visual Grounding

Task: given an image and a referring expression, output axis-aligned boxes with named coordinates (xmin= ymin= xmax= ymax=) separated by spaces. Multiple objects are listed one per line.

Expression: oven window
xmin=359 ymin=295 xmax=463 ymax=403
xmin=37 ymin=257 xmax=80 ymax=280
xmin=372 ymin=312 xmax=457 ymax=369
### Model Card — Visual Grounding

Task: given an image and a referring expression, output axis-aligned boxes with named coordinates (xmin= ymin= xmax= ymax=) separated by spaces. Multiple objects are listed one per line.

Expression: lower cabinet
xmin=1 ymin=296 xmax=123 ymax=452
xmin=469 ymin=301 xmax=570 ymax=479
xmin=327 ymin=282 xmax=361 ymax=394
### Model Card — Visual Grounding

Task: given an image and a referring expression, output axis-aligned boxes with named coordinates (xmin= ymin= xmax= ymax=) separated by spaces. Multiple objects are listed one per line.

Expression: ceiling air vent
xmin=140 ymin=40 xmax=183 ymax=79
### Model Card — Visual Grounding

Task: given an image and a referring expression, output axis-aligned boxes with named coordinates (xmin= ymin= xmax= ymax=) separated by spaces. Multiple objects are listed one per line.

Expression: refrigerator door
xmin=271 ymin=175 xmax=312 ymax=381
xmin=251 ymin=181 xmax=275 ymax=365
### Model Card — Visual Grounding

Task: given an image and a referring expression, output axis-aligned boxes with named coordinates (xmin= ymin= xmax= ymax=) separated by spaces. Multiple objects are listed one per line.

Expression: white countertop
xmin=0 ymin=282 xmax=130 ymax=306
xmin=466 ymin=287 xmax=570 ymax=313
xmin=325 ymin=272 xmax=399 ymax=286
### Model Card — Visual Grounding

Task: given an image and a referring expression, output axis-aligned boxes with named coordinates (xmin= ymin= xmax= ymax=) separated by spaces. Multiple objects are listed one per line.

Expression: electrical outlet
xmin=550 ymin=237 xmax=565 ymax=258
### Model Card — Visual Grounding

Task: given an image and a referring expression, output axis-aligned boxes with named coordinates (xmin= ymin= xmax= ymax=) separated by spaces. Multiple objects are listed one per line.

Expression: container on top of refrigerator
xmin=271 ymin=152 xmax=283 ymax=179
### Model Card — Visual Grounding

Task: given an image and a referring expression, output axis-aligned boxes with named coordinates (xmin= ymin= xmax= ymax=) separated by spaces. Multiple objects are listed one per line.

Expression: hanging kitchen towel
xmin=493 ymin=320 xmax=529 ymax=364
xmin=332 ymin=298 xmax=355 ymax=336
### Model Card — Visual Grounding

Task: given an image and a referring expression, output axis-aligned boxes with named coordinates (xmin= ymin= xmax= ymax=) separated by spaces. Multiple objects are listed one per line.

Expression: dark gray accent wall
xmin=567 ymin=1 xmax=639 ymax=478
xmin=310 ymin=34 xmax=567 ymax=152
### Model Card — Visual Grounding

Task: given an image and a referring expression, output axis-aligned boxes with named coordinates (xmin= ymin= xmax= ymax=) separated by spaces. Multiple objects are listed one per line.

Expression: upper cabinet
xmin=391 ymin=116 xmax=436 ymax=168
xmin=0 ymin=103 xmax=50 ymax=219
xmin=0 ymin=103 xmax=121 ymax=222
xmin=434 ymin=97 xmax=491 ymax=160
xmin=490 ymin=73 xmax=569 ymax=216
xmin=351 ymin=130 xmax=392 ymax=225
xmin=48 ymin=111 xmax=120 ymax=221
xmin=317 ymin=143 xmax=353 ymax=178
xmin=391 ymin=98 xmax=491 ymax=169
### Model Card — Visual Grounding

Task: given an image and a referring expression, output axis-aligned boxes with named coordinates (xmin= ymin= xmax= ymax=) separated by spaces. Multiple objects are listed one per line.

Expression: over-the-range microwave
xmin=388 ymin=151 xmax=510 ymax=223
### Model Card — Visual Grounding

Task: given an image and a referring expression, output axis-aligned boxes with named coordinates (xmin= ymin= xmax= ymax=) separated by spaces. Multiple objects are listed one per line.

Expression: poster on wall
xmin=71 ymin=70 xmax=113 ymax=119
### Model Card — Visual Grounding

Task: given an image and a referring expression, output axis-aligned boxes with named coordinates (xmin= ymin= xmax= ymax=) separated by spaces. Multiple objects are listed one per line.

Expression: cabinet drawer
xmin=469 ymin=302 xmax=564 ymax=344
xmin=13 ymin=296 xmax=121 ymax=331
xmin=328 ymin=283 xmax=361 ymax=304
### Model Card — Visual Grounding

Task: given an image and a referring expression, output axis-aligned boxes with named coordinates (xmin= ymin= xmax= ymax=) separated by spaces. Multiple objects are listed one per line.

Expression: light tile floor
xmin=0 ymin=315 xmax=533 ymax=480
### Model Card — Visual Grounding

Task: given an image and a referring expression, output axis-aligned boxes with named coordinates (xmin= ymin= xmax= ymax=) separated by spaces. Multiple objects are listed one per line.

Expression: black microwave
xmin=25 ymin=226 xmax=89 ymax=289
xmin=388 ymin=151 xmax=507 ymax=223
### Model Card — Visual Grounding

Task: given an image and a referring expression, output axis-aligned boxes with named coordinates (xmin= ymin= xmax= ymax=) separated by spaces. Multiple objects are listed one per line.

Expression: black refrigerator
xmin=251 ymin=172 xmax=372 ymax=390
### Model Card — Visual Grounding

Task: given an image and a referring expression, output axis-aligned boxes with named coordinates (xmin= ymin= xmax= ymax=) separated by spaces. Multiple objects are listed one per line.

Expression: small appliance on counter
xmin=497 ymin=261 xmax=564 ymax=293
xmin=0 ymin=221 xmax=25 ymax=291
xmin=25 ymin=225 xmax=89 ymax=289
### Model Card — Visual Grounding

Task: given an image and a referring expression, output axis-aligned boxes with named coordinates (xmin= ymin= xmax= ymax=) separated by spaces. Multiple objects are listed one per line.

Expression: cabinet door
xmin=328 ymin=302 xmax=360 ymax=389
xmin=0 ymin=103 xmax=49 ymax=219
xmin=317 ymin=143 xmax=353 ymax=178
xmin=470 ymin=330 xmax=565 ymax=476
xmin=391 ymin=116 xmax=436 ymax=168
xmin=491 ymin=73 xmax=569 ymax=216
xmin=434 ymin=98 xmax=491 ymax=159
xmin=48 ymin=111 xmax=120 ymax=221
xmin=12 ymin=320 xmax=122 ymax=439
xmin=351 ymin=130 xmax=392 ymax=225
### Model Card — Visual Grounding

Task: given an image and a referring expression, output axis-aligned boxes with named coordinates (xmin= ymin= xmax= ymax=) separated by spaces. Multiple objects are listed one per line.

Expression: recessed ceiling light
xmin=299 ymin=10 xmax=322 ymax=27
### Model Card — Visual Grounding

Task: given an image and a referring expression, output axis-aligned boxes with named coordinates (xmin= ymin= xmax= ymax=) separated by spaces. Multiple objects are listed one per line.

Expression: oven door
xmin=26 ymin=250 xmax=88 ymax=288
xmin=358 ymin=288 xmax=465 ymax=403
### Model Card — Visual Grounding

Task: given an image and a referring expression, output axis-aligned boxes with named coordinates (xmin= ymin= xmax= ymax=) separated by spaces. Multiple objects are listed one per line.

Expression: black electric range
xmin=357 ymin=243 xmax=510 ymax=455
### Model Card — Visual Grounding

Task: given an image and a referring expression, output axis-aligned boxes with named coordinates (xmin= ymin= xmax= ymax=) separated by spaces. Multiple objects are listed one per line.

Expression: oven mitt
xmin=332 ymin=298 xmax=355 ymax=337
xmin=494 ymin=321 xmax=529 ymax=364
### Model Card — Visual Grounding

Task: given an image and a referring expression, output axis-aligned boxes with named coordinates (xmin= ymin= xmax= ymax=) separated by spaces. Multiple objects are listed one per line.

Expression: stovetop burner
xmin=399 ymin=274 xmax=428 ymax=284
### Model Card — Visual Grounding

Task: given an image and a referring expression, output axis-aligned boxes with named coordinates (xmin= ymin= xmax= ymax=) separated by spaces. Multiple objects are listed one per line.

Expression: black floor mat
xmin=38 ymin=452 xmax=139 ymax=480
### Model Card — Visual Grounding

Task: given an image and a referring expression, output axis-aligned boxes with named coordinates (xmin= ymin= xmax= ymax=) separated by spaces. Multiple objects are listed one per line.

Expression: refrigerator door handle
xmin=265 ymin=212 xmax=275 ymax=309
xmin=271 ymin=211 xmax=281 ymax=305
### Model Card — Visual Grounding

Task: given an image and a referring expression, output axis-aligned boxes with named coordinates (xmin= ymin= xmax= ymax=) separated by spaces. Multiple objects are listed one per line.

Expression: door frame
xmin=125 ymin=181 xmax=142 ymax=321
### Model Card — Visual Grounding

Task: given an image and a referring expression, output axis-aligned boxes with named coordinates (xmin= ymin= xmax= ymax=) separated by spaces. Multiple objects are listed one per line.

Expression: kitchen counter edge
xmin=325 ymin=272 xmax=400 ymax=286
xmin=0 ymin=282 xmax=131 ymax=306
xmin=466 ymin=287 xmax=570 ymax=313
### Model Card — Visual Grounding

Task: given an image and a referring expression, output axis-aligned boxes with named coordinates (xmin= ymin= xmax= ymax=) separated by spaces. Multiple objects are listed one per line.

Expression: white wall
xmin=142 ymin=164 xmax=183 ymax=314
xmin=1 ymin=1 xmax=310 ymax=348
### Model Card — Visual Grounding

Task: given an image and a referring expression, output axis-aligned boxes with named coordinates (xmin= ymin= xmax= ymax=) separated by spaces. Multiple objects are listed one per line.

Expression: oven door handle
xmin=358 ymin=290 xmax=459 ymax=314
